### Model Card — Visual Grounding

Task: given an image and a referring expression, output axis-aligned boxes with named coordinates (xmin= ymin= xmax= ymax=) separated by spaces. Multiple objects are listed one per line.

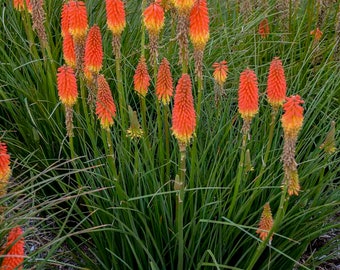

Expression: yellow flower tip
xmin=126 ymin=107 xmax=144 ymax=139
xmin=281 ymin=95 xmax=304 ymax=139
xmin=287 ymin=170 xmax=300 ymax=196
xmin=174 ymin=0 xmax=195 ymax=14
xmin=256 ymin=202 xmax=274 ymax=242
xmin=212 ymin=60 xmax=228 ymax=86
xmin=143 ymin=3 xmax=165 ymax=36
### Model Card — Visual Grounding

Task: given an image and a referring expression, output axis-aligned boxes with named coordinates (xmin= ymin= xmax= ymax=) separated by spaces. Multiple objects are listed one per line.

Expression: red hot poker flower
xmin=57 ymin=66 xmax=78 ymax=107
xmin=212 ymin=60 xmax=228 ymax=86
xmin=256 ymin=203 xmax=274 ymax=242
xmin=310 ymin=27 xmax=323 ymax=41
xmin=84 ymin=25 xmax=103 ymax=74
xmin=63 ymin=32 xmax=76 ymax=69
xmin=68 ymin=1 xmax=88 ymax=41
xmin=238 ymin=68 xmax=259 ymax=120
xmin=106 ymin=0 xmax=126 ymax=36
xmin=0 ymin=142 xmax=11 ymax=196
xmin=13 ymin=0 xmax=32 ymax=13
xmin=96 ymin=75 xmax=117 ymax=131
xmin=172 ymin=74 xmax=196 ymax=144
xmin=189 ymin=0 xmax=209 ymax=50
xmin=258 ymin=18 xmax=270 ymax=39
xmin=281 ymin=95 xmax=304 ymax=138
xmin=0 ymin=227 xmax=25 ymax=270
xmin=133 ymin=57 xmax=150 ymax=97
xmin=61 ymin=2 xmax=70 ymax=37
xmin=156 ymin=58 xmax=174 ymax=105
xmin=267 ymin=57 xmax=287 ymax=108
xmin=143 ymin=3 xmax=165 ymax=36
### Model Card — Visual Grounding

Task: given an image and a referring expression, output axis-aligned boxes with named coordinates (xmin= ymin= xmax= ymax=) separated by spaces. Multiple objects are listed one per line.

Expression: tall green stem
xmin=227 ymin=132 xmax=247 ymax=219
xmin=164 ymin=105 xmax=171 ymax=181
xmin=246 ymin=186 xmax=289 ymax=270
xmin=255 ymin=109 xmax=278 ymax=186
xmin=106 ymin=130 xmax=118 ymax=180
xmin=115 ymin=55 xmax=127 ymax=130
xmin=176 ymin=142 xmax=186 ymax=270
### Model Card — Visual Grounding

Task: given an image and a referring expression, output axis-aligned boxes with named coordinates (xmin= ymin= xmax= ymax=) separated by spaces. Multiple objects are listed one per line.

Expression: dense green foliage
xmin=0 ymin=1 xmax=339 ymax=269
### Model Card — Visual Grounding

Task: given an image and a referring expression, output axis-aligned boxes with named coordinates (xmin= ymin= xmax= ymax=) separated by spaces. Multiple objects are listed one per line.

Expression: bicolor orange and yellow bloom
xmin=267 ymin=57 xmax=286 ymax=108
xmin=133 ymin=57 xmax=150 ymax=97
xmin=189 ymin=0 xmax=209 ymax=51
xmin=281 ymin=95 xmax=304 ymax=139
xmin=256 ymin=203 xmax=274 ymax=242
xmin=0 ymin=227 xmax=24 ymax=270
xmin=0 ymin=142 xmax=11 ymax=197
xmin=143 ymin=3 xmax=165 ymax=36
xmin=13 ymin=0 xmax=32 ymax=13
xmin=96 ymin=75 xmax=117 ymax=131
xmin=172 ymin=74 xmax=196 ymax=144
xmin=84 ymin=25 xmax=103 ymax=74
xmin=173 ymin=0 xmax=195 ymax=14
xmin=212 ymin=61 xmax=228 ymax=86
xmin=68 ymin=1 xmax=88 ymax=41
xmin=258 ymin=18 xmax=270 ymax=39
xmin=106 ymin=0 xmax=126 ymax=36
xmin=61 ymin=2 xmax=70 ymax=37
xmin=57 ymin=66 xmax=78 ymax=107
xmin=156 ymin=58 xmax=173 ymax=105
xmin=238 ymin=68 xmax=259 ymax=121
xmin=63 ymin=32 xmax=76 ymax=69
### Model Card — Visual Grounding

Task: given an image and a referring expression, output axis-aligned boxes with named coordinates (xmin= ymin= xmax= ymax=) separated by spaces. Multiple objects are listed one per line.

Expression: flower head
xmin=256 ymin=203 xmax=274 ymax=242
xmin=238 ymin=68 xmax=259 ymax=120
xmin=173 ymin=0 xmax=195 ymax=14
xmin=68 ymin=1 xmax=88 ymax=41
xmin=0 ymin=142 xmax=11 ymax=196
xmin=0 ymin=227 xmax=25 ymax=270
xmin=96 ymin=75 xmax=117 ymax=131
xmin=212 ymin=61 xmax=228 ymax=86
xmin=133 ymin=57 xmax=150 ymax=97
xmin=84 ymin=25 xmax=103 ymax=74
xmin=281 ymin=95 xmax=304 ymax=138
xmin=310 ymin=28 xmax=323 ymax=41
xmin=267 ymin=57 xmax=286 ymax=108
xmin=172 ymin=74 xmax=196 ymax=144
xmin=57 ymin=66 xmax=78 ymax=107
xmin=61 ymin=2 xmax=70 ymax=37
xmin=156 ymin=58 xmax=173 ymax=105
xmin=189 ymin=0 xmax=209 ymax=50
xmin=258 ymin=18 xmax=270 ymax=39
xmin=286 ymin=169 xmax=300 ymax=196
xmin=126 ymin=107 xmax=143 ymax=139
xmin=143 ymin=3 xmax=165 ymax=36
xmin=63 ymin=32 xmax=76 ymax=69
xmin=106 ymin=0 xmax=126 ymax=36
xmin=13 ymin=0 xmax=32 ymax=13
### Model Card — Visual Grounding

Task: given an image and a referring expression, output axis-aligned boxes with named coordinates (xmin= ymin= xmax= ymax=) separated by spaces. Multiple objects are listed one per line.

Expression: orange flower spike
xmin=238 ymin=68 xmax=259 ymax=120
xmin=96 ymin=75 xmax=117 ymax=131
xmin=84 ymin=25 xmax=103 ymax=74
xmin=189 ymin=0 xmax=210 ymax=50
xmin=0 ymin=227 xmax=25 ymax=270
xmin=57 ymin=66 xmax=78 ymax=107
xmin=13 ymin=0 xmax=32 ymax=13
xmin=258 ymin=18 xmax=270 ymax=39
xmin=310 ymin=28 xmax=323 ymax=41
xmin=143 ymin=3 xmax=165 ymax=36
xmin=0 ymin=142 xmax=11 ymax=190
xmin=156 ymin=58 xmax=174 ymax=105
xmin=63 ymin=32 xmax=76 ymax=69
xmin=106 ymin=0 xmax=126 ymax=36
xmin=174 ymin=0 xmax=195 ymax=14
xmin=281 ymin=95 xmax=304 ymax=138
xmin=212 ymin=61 xmax=228 ymax=86
xmin=267 ymin=57 xmax=287 ymax=108
xmin=133 ymin=57 xmax=150 ymax=97
xmin=256 ymin=203 xmax=274 ymax=242
xmin=172 ymin=74 xmax=196 ymax=144
xmin=61 ymin=2 xmax=70 ymax=37
xmin=68 ymin=1 xmax=88 ymax=41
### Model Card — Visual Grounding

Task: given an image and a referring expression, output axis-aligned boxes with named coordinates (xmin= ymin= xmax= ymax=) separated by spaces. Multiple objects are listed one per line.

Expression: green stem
xmin=227 ymin=133 xmax=247 ymax=219
xmin=196 ymin=75 xmax=203 ymax=121
xmin=141 ymin=0 xmax=146 ymax=58
xmin=246 ymin=186 xmax=289 ymax=270
xmin=106 ymin=129 xmax=118 ymax=180
xmin=115 ymin=55 xmax=127 ymax=130
xmin=177 ymin=143 xmax=186 ymax=270
xmin=164 ymin=105 xmax=171 ymax=181
xmin=255 ymin=109 xmax=278 ymax=186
